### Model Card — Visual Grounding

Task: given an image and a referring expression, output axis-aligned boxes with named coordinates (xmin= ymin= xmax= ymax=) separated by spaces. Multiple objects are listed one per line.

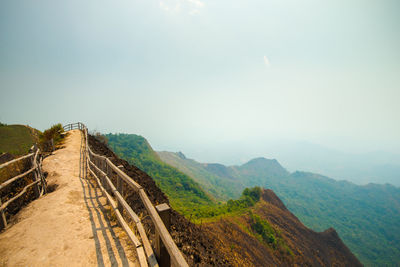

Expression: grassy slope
xmin=159 ymin=153 xmax=400 ymax=266
xmin=158 ymin=151 xmax=243 ymax=201
xmin=105 ymin=133 xmax=214 ymax=215
xmin=0 ymin=124 xmax=37 ymax=155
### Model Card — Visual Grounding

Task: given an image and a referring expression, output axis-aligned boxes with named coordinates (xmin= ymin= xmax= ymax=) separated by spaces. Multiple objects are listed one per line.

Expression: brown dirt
xmin=203 ymin=190 xmax=363 ymax=266
xmin=0 ymin=130 xmax=138 ymax=267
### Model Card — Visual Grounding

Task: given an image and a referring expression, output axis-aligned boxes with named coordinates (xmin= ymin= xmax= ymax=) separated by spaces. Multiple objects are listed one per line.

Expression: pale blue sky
xmin=1 ymin=0 xmax=400 ymax=163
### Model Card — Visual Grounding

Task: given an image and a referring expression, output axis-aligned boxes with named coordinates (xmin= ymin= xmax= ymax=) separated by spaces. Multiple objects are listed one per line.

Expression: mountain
xmin=204 ymin=189 xmax=361 ymax=266
xmin=158 ymin=151 xmax=243 ymax=201
xmin=158 ymin=152 xmax=400 ymax=266
xmin=92 ymin=134 xmax=362 ymax=266
xmin=179 ymin=140 xmax=400 ymax=186
xmin=105 ymin=133 xmax=213 ymax=215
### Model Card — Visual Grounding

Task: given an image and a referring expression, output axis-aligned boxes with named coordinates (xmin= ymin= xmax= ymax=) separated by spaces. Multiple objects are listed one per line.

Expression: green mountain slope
xmin=159 ymin=152 xmax=400 ymax=266
xmin=105 ymin=134 xmax=213 ymax=214
xmin=158 ymin=151 xmax=242 ymax=201
xmin=0 ymin=124 xmax=38 ymax=155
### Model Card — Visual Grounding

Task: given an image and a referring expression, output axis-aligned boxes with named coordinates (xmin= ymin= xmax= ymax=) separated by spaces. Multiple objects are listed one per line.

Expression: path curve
xmin=0 ymin=130 xmax=138 ymax=266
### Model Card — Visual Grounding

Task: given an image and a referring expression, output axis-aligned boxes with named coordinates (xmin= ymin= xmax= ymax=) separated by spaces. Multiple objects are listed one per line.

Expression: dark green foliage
xmin=249 ymin=212 xmax=277 ymax=245
xmin=105 ymin=133 xmax=213 ymax=215
xmin=272 ymin=172 xmax=400 ymax=266
xmin=248 ymin=211 xmax=293 ymax=256
xmin=40 ymin=123 xmax=64 ymax=145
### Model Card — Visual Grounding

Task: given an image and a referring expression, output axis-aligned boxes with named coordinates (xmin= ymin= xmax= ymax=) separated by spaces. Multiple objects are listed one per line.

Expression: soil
xmin=203 ymin=190 xmax=363 ymax=266
xmin=0 ymin=130 xmax=138 ymax=266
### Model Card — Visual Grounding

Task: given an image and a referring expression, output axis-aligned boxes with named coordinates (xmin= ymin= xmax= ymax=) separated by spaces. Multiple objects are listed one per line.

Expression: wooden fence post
xmin=31 ymin=147 xmax=40 ymax=198
xmin=103 ymin=159 xmax=109 ymax=205
xmin=117 ymin=165 xmax=124 ymax=214
xmin=0 ymin=199 xmax=7 ymax=231
xmin=155 ymin=203 xmax=171 ymax=267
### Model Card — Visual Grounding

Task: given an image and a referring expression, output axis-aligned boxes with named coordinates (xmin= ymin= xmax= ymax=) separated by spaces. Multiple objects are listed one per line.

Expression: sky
xmin=1 ymin=0 xmax=400 ymax=169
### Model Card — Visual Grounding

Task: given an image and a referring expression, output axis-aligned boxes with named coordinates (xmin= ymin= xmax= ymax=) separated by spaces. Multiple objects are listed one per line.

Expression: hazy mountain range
xmin=158 ymin=150 xmax=400 ymax=266
xmin=179 ymin=140 xmax=400 ymax=186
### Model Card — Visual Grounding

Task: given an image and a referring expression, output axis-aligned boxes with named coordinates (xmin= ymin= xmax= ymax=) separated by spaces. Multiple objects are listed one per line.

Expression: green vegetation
xmin=0 ymin=124 xmax=36 ymax=155
xmin=159 ymin=153 xmax=400 ymax=266
xmin=39 ymin=123 xmax=64 ymax=148
xmin=158 ymin=151 xmax=243 ymax=201
xmin=190 ymin=186 xmax=262 ymax=220
xmin=248 ymin=211 xmax=293 ymax=256
xmin=105 ymin=133 xmax=214 ymax=214
xmin=0 ymin=123 xmax=66 ymax=156
xmin=106 ymin=134 xmax=266 ymax=220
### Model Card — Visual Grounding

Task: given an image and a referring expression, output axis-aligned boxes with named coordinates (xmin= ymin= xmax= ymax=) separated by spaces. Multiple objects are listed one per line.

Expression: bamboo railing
xmin=0 ymin=146 xmax=47 ymax=230
xmin=64 ymin=122 xmax=188 ymax=267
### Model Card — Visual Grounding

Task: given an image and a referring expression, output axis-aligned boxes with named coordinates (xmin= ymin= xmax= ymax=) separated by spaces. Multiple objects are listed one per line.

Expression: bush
xmin=249 ymin=212 xmax=277 ymax=246
xmin=39 ymin=123 xmax=64 ymax=150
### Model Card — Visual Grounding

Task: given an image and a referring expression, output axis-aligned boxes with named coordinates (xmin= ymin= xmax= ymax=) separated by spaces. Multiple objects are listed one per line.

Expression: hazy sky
xmin=1 ymin=0 xmax=399 ymax=162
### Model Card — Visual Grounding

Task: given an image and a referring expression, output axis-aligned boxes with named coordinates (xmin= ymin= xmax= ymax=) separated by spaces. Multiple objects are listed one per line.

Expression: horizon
xmin=1 ymin=0 xmax=399 ymax=184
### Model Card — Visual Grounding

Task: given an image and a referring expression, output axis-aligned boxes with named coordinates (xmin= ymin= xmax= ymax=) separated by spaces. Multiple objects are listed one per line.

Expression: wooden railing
xmin=64 ymin=122 xmax=188 ymax=267
xmin=0 ymin=146 xmax=47 ymax=231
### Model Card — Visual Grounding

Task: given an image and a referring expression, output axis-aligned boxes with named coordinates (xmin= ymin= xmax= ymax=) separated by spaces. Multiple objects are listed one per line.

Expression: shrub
xmin=39 ymin=123 xmax=64 ymax=150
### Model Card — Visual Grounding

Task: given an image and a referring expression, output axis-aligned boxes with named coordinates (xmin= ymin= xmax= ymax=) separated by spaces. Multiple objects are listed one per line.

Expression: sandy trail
xmin=0 ymin=130 xmax=138 ymax=267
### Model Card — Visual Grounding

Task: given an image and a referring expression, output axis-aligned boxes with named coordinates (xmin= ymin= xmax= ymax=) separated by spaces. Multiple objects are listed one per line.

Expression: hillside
xmin=204 ymin=189 xmax=361 ymax=266
xmin=158 ymin=151 xmax=242 ymax=201
xmin=159 ymin=152 xmax=400 ymax=266
xmin=0 ymin=124 xmax=38 ymax=155
xmin=94 ymin=134 xmax=361 ymax=266
xmin=105 ymin=133 xmax=213 ymax=215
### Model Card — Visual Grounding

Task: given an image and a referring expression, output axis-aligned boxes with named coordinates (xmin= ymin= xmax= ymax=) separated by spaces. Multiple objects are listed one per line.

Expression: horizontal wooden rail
xmin=0 ymin=180 xmax=40 ymax=211
xmin=0 ymin=147 xmax=46 ymax=230
xmin=0 ymin=167 xmax=36 ymax=191
xmin=87 ymin=166 xmax=149 ymax=267
xmin=87 ymin=144 xmax=158 ymax=267
xmin=63 ymin=122 xmax=188 ymax=267
xmin=0 ymin=153 xmax=34 ymax=170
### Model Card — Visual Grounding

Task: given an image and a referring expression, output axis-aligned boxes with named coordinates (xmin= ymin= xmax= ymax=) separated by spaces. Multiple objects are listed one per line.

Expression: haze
xmin=1 ymin=0 xmax=399 ymax=184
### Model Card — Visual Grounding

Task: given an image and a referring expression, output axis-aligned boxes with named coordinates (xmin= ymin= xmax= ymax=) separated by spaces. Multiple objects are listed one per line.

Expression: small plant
xmin=248 ymin=211 xmax=294 ymax=256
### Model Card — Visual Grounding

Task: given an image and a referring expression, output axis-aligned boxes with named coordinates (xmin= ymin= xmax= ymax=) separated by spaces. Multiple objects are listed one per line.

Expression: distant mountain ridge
xmin=158 ymin=151 xmax=400 ymax=266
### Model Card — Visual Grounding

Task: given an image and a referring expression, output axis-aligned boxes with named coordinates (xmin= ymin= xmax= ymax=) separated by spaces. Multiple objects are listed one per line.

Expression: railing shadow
xmin=78 ymin=130 xmax=131 ymax=267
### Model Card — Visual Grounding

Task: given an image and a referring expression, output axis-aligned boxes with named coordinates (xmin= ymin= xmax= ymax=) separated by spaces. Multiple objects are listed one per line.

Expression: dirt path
xmin=0 ymin=130 xmax=138 ymax=267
